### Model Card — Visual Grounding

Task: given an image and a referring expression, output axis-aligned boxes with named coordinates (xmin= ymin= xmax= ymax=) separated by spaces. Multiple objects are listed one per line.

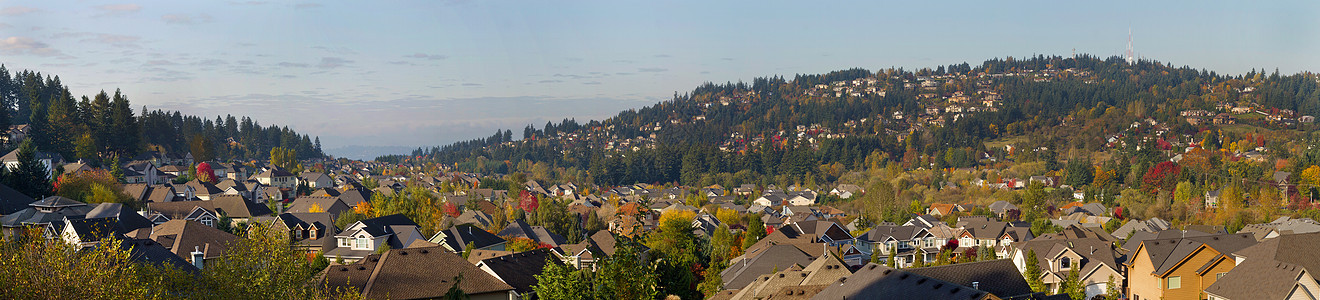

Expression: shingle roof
xmin=477 ymin=248 xmax=557 ymax=295
xmin=498 ymin=219 xmax=567 ymax=247
xmin=128 ymin=219 xmax=240 ymax=261
xmin=903 ymin=259 xmax=1033 ymax=299
xmin=810 ymin=264 xmax=995 ymax=300
xmin=0 ymin=183 xmax=35 ymax=215
xmin=1137 ymin=233 xmax=1258 ymax=276
xmin=722 ymin=244 xmax=816 ymax=289
xmin=1204 ymin=232 xmax=1320 ymax=300
xmin=324 ymin=246 xmax=514 ymax=300
xmin=436 ymin=224 xmax=506 ymax=252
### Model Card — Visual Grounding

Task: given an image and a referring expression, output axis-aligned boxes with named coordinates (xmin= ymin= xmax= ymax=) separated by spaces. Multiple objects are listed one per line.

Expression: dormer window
xmin=355 ymin=236 xmax=369 ymax=249
xmin=1060 ymin=257 xmax=1072 ymax=269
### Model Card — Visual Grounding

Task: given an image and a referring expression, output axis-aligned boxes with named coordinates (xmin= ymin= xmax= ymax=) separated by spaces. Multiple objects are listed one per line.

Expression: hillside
xmin=387 ymin=55 xmax=1320 ymax=189
xmin=0 ymin=65 xmax=325 ymax=166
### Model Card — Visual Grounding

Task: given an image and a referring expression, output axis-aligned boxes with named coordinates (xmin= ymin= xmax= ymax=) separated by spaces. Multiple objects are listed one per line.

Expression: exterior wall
xmin=1128 ymin=247 xmax=1163 ymax=300
xmin=1162 ymin=247 xmax=1224 ymax=300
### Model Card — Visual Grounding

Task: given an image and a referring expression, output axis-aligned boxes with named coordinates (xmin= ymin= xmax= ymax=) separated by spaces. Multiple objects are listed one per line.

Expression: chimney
xmin=191 ymin=246 xmax=205 ymax=270
xmin=972 ymin=281 xmax=980 ymax=290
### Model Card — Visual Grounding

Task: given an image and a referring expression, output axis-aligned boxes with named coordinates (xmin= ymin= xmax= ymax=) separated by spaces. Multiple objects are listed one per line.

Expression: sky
xmin=1 ymin=1 xmax=1317 ymax=159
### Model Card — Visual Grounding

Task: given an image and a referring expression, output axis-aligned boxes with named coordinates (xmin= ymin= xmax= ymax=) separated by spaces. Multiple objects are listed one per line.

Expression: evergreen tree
xmin=7 ymin=140 xmax=50 ymax=198
xmin=1062 ymin=266 xmax=1083 ymax=300
xmin=884 ymin=245 xmax=896 ymax=268
xmin=1024 ymin=250 xmax=1045 ymax=292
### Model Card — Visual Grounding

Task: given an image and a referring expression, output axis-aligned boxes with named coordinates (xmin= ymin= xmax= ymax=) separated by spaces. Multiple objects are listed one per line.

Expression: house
xmin=1235 ymin=216 xmax=1320 ymax=240
xmin=1010 ymin=227 xmax=1124 ymax=299
xmin=927 ymin=203 xmax=958 ymax=216
xmin=1203 ymin=232 xmax=1320 ymax=300
xmin=286 ymin=196 xmax=351 ymax=218
xmin=721 ymin=242 xmax=819 ymax=290
xmin=1125 ymin=233 xmax=1258 ymax=300
xmin=498 ymin=219 xmax=568 ymax=248
xmin=778 ymin=220 xmax=855 ymax=247
xmin=474 ymin=248 xmax=559 ymax=299
xmin=1110 ymin=217 xmax=1173 ymax=240
xmin=265 ymin=212 xmax=337 ymax=253
xmin=145 ymin=195 xmax=272 ymax=226
xmin=809 ymin=263 xmax=1003 ymax=300
xmin=829 ymin=184 xmax=864 ymax=199
xmin=453 ymin=210 xmax=495 ymax=228
xmin=299 ymin=172 xmax=333 ymax=189
xmin=0 ymin=148 xmax=63 ymax=179
xmin=122 ymin=161 xmax=160 ymax=185
xmin=61 ymin=217 xmax=121 ymax=248
xmin=61 ymin=162 xmax=93 ymax=174
xmin=429 ymin=224 xmax=507 ymax=253
xmin=0 ymin=196 xmax=94 ymax=238
xmin=987 ymin=201 xmax=1019 ymax=219
xmin=722 ymin=251 xmax=853 ymax=300
xmin=857 ymin=225 xmax=937 ymax=268
xmin=327 ymin=214 xmax=424 ymax=262
xmin=126 ymin=219 xmax=241 ymax=266
xmin=183 ymin=180 xmax=224 ymax=201
xmin=5 ymin=124 xmax=29 ymax=144
xmin=322 ymin=246 xmax=517 ymax=300
xmin=734 ymin=184 xmax=757 ymax=196
xmin=253 ymin=168 xmax=296 ymax=189
xmin=1205 ymin=190 xmax=1221 ymax=209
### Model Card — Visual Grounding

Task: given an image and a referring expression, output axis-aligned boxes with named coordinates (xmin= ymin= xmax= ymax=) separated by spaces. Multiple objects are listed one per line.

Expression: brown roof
xmin=127 ymin=219 xmax=240 ymax=261
xmin=1135 ymin=233 xmax=1258 ymax=276
xmin=323 ymin=246 xmax=514 ymax=300
xmin=1203 ymin=233 xmax=1320 ymax=300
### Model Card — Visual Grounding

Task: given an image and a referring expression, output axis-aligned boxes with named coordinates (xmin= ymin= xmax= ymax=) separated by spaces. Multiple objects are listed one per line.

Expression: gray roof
xmin=809 ymin=264 xmax=995 ymax=300
xmin=1136 ymin=233 xmax=1258 ymax=276
xmin=903 ymin=259 xmax=1035 ymax=299
xmin=1205 ymin=232 xmax=1320 ymax=299
xmin=0 ymin=183 xmax=35 ymax=215
xmin=722 ymin=244 xmax=815 ymax=289
xmin=477 ymin=248 xmax=558 ymax=295
xmin=498 ymin=219 xmax=567 ymax=247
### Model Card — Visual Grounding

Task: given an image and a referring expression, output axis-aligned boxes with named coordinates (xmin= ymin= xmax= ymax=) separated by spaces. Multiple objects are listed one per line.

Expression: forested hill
xmin=0 ymin=65 xmax=325 ymax=166
xmin=388 ymin=55 xmax=1319 ymax=187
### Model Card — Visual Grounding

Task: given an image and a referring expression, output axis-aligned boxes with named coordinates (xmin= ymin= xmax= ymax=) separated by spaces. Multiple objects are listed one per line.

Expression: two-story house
xmin=857 ymin=225 xmax=937 ymax=267
xmin=1125 ymin=233 xmax=1258 ymax=300
xmin=1011 ymin=226 xmax=1125 ymax=299
xmin=327 ymin=214 xmax=424 ymax=262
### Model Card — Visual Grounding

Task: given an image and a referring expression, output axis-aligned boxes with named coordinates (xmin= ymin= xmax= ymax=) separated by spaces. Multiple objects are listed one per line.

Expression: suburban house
xmin=1 ymin=148 xmax=64 ymax=179
xmin=778 ymin=220 xmax=855 ymax=247
xmin=327 ymin=214 xmax=424 ymax=262
xmin=927 ymin=203 xmax=959 ymax=216
xmin=144 ymin=196 xmax=272 ymax=226
xmin=253 ymin=168 xmax=297 ymax=189
xmin=1010 ymin=226 xmax=1125 ymax=299
xmin=1 ymin=196 xmax=94 ymax=238
xmin=126 ymin=219 xmax=241 ymax=267
xmin=474 ymin=248 xmax=558 ymax=300
xmin=299 ymin=172 xmax=333 ymax=189
xmin=1204 ymin=232 xmax=1320 ymax=300
xmin=829 ymin=184 xmax=864 ymax=199
xmin=265 ymin=212 xmax=337 ymax=254
xmin=499 ymin=219 xmax=568 ymax=248
xmin=122 ymin=161 xmax=160 ymax=185
xmin=321 ymin=246 xmax=517 ymax=300
xmin=722 ymin=251 xmax=854 ymax=300
xmin=1125 ymin=233 xmax=1258 ymax=300
xmin=857 ymin=224 xmax=937 ymax=267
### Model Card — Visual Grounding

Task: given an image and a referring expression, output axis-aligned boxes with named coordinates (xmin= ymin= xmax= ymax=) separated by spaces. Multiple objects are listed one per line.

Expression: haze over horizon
xmin=2 ymin=0 xmax=1316 ymax=159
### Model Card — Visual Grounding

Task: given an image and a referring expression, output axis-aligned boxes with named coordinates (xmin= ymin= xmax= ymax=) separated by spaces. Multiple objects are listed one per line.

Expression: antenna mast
xmin=1125 ymin=28 xmax=1135 ymax=64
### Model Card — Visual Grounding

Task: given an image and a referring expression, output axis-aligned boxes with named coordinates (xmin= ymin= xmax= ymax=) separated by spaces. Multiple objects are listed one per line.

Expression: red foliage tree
xmin=518 ymin=190 xmax=539 ymax=213
xmin=1142 ymin=161 xmax=1181 ymax=193
xmin=443 ymin=202 xmax=460 ymax=217
xmin=942 ymin=239 xmax=959 ymax=253
xmin=196 ymin=162 xmax=216 ymax=183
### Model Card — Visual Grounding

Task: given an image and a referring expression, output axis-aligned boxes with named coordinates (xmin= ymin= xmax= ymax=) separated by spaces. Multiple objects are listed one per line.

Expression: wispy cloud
xmin=316 ymin=57 xmax=352 ymax=69
xmin=0 ymin=36 xmax=71 ymax=58
xmin=538 ymin=80 xmax=562 ymax=84
xmin=144 ymin=60 xmax=176 ymax=66
xmin=638 ymin=67 xmax=668 ymax=72
xmin=278 ymin=62 xmax=310 ymax=68
xmin=95 ymin=4 xmax=141 ymax=16
xmin=294 ymin=3 xmax=322 ymax=9
xmin=0 ymin=6 xmax=40 ymax=16
xmin=405 ymin=53 xmax=448 ymax=60
xmin=162 ymin=14 xmax=214 ymax=25
xmin=228 ymin=1 xmax=267 ymax=5
xmin=56 ymin=32 xmax=143 ymax=48
xmin=312 ymin=46 xmax=357 ymax=55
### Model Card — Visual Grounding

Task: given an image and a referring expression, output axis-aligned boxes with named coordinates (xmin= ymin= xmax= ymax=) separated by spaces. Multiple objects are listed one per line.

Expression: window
xmin=1167 ymin=276 xmax=1181 ymax=289
xmin=340 ymin=238 xmax=350 ymax=247
xmin=356 ymin=237 xmax=369 ymax=249
xmin=295 ymin=230 xmax=303 ymax=240
xmin=1216 ymin=272 xmax=1226 ymax=280
xmin=201 ymin=218 xmax=213 ymax=227
xmin=1060 ymin=257 xmax=1071 ymax=269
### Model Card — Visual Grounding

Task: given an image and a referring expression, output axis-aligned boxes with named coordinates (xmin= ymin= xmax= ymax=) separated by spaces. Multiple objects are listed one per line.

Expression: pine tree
xmin=884 ymin=245 xmax=896 ymax=268
xmin=1024 ymin=250 xmax=1045 ymax=292
xmin=7 ymin=140 xmax=50 ymax=198
xmin=1062 ymin=266 xmax=1083 ymax=300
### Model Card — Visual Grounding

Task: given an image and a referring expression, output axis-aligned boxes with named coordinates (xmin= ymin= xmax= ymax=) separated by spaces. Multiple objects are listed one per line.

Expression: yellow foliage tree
xmin=353 ymin=201 xmax=372 ymax=215
xmin=1301 ymin=165 xmax=1320 ymax=186
xmin=308 ymin=203 xmax=324 ymax=213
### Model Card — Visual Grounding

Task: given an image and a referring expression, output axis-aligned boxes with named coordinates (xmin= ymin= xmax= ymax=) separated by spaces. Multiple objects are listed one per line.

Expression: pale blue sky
xmin=1 ymin=0 xmax=1317 ymax=158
